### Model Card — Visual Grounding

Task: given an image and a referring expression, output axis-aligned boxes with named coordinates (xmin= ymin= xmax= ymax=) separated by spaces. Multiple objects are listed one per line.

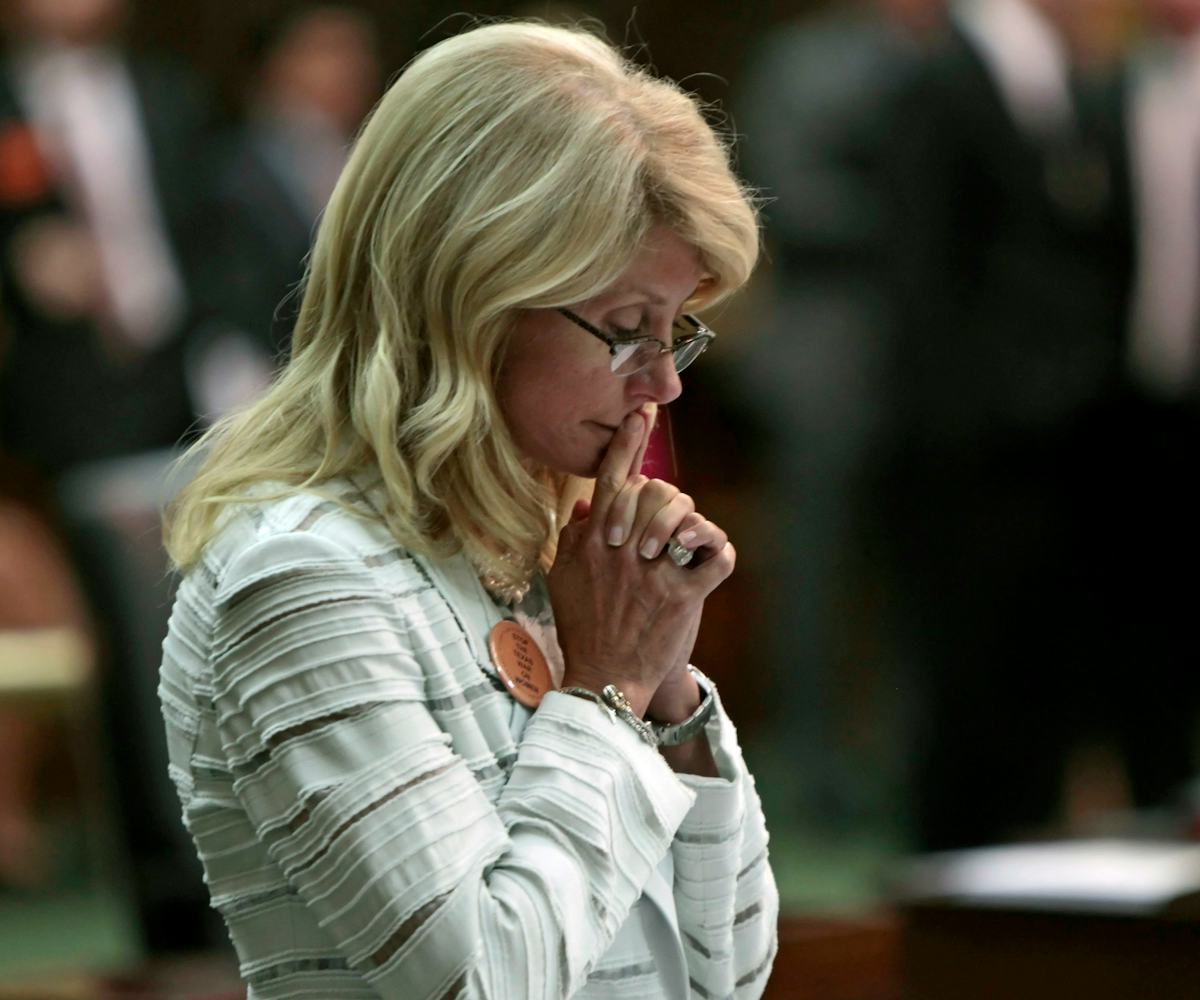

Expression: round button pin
xmin=488 ymin=620 xmax=554 ymax=708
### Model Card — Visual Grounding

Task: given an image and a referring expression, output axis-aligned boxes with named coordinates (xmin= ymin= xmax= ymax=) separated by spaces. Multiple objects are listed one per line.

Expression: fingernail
xmin=640 ymin=538 xmax=659 ymax=559
xmin=608 ymin=526 xmax=625 ymax=546
xmin=677 ymin=530 xmax=697 ymax=546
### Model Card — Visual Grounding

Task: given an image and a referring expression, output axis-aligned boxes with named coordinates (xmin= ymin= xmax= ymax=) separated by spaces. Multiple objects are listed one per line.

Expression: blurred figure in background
xmin=1129 ymin=0 xmax=1200 ymax=401
xmin=0 ymin=0 xmax=210 ymax=474
xmin=735 ymin=0 xmax=946 ymax=833
xmin=1115 ymin=0 xmax=1200 ymax=820
xmin=885 ymin=0 xmax=1136 ymax=850
xmin=189 ymin=4 xmax=379 ymax=422
xmin=0 ymin=0 xmax=218 ymax=950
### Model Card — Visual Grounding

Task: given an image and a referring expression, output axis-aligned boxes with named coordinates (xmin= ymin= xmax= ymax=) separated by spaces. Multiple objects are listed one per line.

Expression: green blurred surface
xmin=0 ymin=886 xmax=139 ymax=978
xmin=744 ymin=737 xmax=909 ymax=914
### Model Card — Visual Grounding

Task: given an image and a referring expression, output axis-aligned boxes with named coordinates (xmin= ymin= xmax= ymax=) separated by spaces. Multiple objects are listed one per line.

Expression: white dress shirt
xmin=1127 ymin=32 xmax=1200 ymax=398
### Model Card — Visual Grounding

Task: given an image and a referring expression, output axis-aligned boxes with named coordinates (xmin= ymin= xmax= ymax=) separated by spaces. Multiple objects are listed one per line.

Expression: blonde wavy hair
xmin=165 ymin=20 xmax=759 ymax=594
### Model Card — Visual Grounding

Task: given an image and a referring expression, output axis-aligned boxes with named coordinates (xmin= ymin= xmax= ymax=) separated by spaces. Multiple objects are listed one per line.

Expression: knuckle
xmin=597 ymin=474 xmax=624 ymax=495
xmin=645 ymin=479 xmax=679 ymax=502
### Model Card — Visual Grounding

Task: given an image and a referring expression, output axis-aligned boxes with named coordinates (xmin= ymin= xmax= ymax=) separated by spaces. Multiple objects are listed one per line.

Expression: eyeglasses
xmin=557 ymin=308 xmax=716 ymax=377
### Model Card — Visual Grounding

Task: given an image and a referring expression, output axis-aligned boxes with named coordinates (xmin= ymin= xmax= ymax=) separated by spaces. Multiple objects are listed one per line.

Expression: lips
xmin=597 ymin=409 xmax=646 ymax=431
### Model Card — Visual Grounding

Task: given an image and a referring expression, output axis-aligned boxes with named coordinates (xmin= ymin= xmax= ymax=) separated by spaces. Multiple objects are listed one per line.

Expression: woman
xmin=160 ymin=21 xmax=777 ymax=999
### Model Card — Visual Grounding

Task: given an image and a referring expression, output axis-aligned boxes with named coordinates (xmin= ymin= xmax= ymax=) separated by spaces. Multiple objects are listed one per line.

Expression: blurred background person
xmin=735 ymin=0 xmax=948 ymax=838
xmin=188 ymin=4 xmax=380 ymax=422
xmin=0 ymin=0 xmax=219 ymax=953
xmin=0 ymin=0 xmax=210 ymax=476
xmin=1113 ymin=0 xmax=1200 ymax=821
xmin=884 ymin=0 xmax=1137 ymax=851
xmin=1129 ymin=0 xmax=1200 ymax=400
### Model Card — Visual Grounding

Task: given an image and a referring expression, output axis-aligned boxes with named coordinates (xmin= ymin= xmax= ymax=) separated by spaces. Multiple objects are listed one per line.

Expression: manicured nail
xmin=677 ymin=530 xmax=697 ymax=546
xmin=640 ymin=538 xmax=659 ymax=559
xmin=608 ymin=526 xmax=625 ymax=546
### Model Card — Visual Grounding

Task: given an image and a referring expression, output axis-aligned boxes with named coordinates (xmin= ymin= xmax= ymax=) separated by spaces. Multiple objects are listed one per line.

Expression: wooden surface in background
xmin=901 ymin=903 xmax=1200 ymax=1000
xmin=766 ymin=914 xmax=901 ymax=1000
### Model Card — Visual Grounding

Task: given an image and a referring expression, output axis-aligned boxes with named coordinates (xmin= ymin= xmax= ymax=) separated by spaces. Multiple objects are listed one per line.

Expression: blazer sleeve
xmin=211 ymin=530 xmax=697 ymax=1000
xmin=672 ymin=680 xmax=779 ymax=999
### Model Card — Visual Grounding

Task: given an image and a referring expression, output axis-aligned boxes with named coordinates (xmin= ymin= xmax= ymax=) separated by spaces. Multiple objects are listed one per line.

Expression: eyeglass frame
xmin=556 ymin=308 xmax=716 ymax=376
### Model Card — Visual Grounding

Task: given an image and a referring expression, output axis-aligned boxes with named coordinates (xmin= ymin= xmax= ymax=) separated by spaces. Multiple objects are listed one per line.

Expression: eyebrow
xmin=609 ymin=280 xmax=712 ymax=309
xmin=608 ymin=287 xmax=669 ymax=307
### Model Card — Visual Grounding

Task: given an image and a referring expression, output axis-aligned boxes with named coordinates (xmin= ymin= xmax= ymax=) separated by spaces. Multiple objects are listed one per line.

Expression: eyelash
xmin=610 ymin=323 xmax=645 ymax=341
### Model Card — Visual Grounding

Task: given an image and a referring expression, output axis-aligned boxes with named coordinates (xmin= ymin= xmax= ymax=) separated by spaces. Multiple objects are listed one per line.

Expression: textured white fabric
xmin=159 ymin=483 xmax=778 ymax=998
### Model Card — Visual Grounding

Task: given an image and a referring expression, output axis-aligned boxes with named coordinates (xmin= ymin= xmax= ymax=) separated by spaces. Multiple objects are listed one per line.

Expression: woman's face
xmin=497 ymin=225 xmax=710 ymax=478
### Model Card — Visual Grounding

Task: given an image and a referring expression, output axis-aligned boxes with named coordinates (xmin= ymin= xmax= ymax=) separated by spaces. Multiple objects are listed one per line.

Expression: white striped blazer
xmin=158 ymin=482 xmax=778 ymax=998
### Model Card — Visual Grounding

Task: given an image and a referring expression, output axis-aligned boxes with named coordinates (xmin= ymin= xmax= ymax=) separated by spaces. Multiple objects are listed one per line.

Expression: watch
xmin=648 ymin=667 xmax=715 ymax=747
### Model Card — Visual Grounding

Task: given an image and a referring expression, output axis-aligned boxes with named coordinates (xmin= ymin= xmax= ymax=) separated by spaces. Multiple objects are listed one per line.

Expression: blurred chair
xmin=0 ymin=482 xmax=99 ymax=891
xmin=0 ymin=626 xmax=113 ymax=885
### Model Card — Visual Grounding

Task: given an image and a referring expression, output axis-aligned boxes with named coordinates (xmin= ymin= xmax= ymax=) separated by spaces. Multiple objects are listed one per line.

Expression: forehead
xmin=595 ymin=227 xmax=709 ymax=306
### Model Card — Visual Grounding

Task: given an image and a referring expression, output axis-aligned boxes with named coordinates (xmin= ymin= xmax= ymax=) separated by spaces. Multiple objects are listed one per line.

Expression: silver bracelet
xmin=648 ymin=667 xmax=715 ymax=747
xmin=560 ymin=684 xmax=659 ymax=747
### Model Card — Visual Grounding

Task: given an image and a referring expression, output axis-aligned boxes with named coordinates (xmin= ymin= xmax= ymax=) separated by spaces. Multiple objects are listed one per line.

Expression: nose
xmin=630 ymin=351 xmax=683 ymax=405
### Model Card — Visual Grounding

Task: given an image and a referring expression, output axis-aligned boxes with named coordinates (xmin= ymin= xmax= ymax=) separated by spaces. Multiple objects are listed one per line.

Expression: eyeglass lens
xmin=609 ymin=319 xmax=709 ymax=376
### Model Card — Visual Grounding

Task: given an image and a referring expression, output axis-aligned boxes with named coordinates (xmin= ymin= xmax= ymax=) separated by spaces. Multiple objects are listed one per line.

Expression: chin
xmin=520 ymin=431 xmax=608 ymax=479
xmin=545 ymin=447 xmax=605 ymax=480
xmin=553 ymin=455 xmax=604 ymax=479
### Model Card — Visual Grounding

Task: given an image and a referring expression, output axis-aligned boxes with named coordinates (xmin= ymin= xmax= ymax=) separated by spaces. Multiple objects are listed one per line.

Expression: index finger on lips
xmin=590 ymin=410 xmax=647 ymax=523
xmin=630 ymin=403 xmax=656 ymax=479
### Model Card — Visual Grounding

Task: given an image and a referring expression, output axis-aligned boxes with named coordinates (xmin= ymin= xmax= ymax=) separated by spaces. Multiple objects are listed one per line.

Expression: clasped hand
xmin=548 ymin=410 xmax=734 ymax=719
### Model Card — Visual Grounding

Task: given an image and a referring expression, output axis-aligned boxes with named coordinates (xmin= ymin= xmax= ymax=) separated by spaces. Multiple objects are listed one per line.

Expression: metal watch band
xmin=648 ymin=667 xmax=715 ymax=747
xmin=560 ymin=685 xmax=659 ymax=747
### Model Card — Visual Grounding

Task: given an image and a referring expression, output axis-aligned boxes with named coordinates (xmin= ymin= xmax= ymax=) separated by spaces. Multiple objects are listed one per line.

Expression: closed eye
xmin=608 ymin=323 xmax=647 ymax=342
xmin=606 ymin=312 xmax=702 ymax=346
xmin=609 ymin=317 xmax=691 ymax=345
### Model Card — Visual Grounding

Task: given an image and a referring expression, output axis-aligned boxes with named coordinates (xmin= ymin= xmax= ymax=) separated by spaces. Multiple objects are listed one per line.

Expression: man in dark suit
xmin=0 ymin=0 xmax=211 ymax=475
xmin=1115 ymin=0 xmax=1200 ymax=826
xmin=884 ymin=0 xmax=1136 ymax=850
